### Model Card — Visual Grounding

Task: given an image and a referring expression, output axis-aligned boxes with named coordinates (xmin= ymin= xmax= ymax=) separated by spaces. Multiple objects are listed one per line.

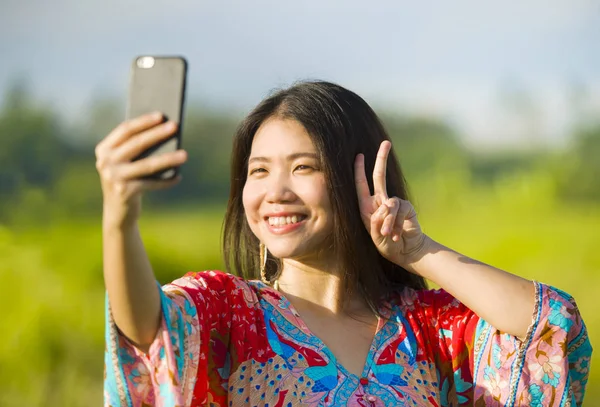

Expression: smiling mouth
xmin=267 ymin=215 xmax=307 ymax=226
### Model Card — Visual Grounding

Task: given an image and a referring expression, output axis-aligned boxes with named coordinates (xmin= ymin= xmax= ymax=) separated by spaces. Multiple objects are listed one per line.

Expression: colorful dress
xmin=104 ymin=270 xmax=592 ymax=406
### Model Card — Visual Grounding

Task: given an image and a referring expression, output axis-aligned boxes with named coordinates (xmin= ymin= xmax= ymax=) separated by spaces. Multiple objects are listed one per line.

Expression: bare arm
xmin=96 ymin=112 xmax=187 ymax=348
xmin=408 ymin=237 xmax=535 ymax=339
xmin=103 ymin=222 xmax=161 ymax=349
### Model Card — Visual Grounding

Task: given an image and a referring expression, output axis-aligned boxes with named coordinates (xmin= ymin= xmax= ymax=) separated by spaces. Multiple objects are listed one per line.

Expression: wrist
xmin=102 ymin=192 xmax=142 ymax=229
xmin=402 ymin=235 xmax=439 ymax=277
xmin=102 ymin=210 xmax=139 ymax=232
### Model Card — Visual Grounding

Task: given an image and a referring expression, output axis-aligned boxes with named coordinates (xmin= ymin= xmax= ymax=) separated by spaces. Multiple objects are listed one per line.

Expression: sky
xmin=1 ymin=0 xmax=599 ymax=148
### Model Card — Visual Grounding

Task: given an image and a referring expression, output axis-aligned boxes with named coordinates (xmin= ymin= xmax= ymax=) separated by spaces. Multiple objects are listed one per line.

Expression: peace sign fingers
xmin=354 ymin=153 xmax=371 ymax=202
xmin=354 ymin=140 xmax=392 ymax=201
xmin=353 ymin=139 xmax=426 ymax=269
xmin=373 ymin=140 xmax=391 ymax=198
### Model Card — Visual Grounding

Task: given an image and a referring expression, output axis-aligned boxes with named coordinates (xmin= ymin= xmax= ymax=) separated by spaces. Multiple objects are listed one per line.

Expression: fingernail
xmin=153 ymin=111 xmax=163 ymax=120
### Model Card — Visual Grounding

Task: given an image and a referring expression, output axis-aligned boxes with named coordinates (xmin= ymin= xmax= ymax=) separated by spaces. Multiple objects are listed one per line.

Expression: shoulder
xmin=390 ymin=286 xmax=479 ymax=333
xmin=393 ymin=286 xmax=464 ymax=314
xmin=170 ymin=269 xmax=245 ymax=289
xmin=164 ymin=270 xmax=260 ymax=307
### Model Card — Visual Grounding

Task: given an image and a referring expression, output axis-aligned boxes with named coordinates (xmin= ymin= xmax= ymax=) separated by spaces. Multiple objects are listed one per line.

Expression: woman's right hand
xmin=95 ymin=112 xmax=188 ymax=228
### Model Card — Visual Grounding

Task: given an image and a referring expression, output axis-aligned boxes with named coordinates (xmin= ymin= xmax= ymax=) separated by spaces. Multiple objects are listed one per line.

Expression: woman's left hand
xmin=354 ymin=140 xmax=428 ymax=270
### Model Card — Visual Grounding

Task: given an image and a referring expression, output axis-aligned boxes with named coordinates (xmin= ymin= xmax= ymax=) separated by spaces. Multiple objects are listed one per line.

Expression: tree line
xmin=1 ymin=81 xmax=598 ymax=225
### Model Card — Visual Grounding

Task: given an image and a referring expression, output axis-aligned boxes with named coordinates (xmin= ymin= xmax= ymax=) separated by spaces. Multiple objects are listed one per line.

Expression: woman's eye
xmin=249 ymin=168 xmax=267 ymax=175
xmin=295 ymin=165 xmax=314 ymax=171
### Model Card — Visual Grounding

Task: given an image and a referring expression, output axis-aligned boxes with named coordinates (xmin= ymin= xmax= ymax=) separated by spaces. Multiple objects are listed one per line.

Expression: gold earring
xmin=259 ymin=242 xmax=268 ymax=283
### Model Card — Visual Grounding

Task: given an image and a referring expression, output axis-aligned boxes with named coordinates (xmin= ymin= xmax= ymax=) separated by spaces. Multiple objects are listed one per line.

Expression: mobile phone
xmin=126 ymin=55 xmax=188 ymax=180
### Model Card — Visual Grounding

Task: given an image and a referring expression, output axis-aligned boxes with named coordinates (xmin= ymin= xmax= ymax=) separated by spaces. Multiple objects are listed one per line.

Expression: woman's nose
xmin=265 ymin=173 xmax=297 ymax=203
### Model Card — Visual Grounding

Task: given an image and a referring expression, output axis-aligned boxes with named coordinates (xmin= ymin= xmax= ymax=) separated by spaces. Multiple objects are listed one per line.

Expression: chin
xmin=266 ymin=246 xmax=304 ymax=260
xmin=266 ymin=240 xmax=332 ymax=263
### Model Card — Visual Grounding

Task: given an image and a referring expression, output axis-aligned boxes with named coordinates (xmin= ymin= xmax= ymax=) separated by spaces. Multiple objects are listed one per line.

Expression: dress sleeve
xmin=103 ymin=270 xmax=244 ymax=407
xmin=410 ymin=282 xmax=592 ymax=406
xmin=472 ymin=282 xmax=592 ymax=407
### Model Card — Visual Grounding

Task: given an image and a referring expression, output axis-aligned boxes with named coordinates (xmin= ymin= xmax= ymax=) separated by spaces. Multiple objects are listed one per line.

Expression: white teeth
xmin=268 ymin=215 xmax=304 ymax=226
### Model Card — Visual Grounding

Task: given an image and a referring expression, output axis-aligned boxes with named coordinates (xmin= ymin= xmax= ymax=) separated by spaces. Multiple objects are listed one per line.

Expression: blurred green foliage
xmin=0 ymin=84 xmax=598 ymax=405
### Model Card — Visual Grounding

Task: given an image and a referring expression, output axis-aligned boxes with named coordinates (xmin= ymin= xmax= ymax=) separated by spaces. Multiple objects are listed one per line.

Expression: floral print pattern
xmin=104 ymin=271 xmax=592 ymax=406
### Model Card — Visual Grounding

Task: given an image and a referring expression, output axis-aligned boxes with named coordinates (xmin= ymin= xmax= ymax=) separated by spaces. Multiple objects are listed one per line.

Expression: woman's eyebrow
xmin=248 ymin=152 xmax=318 ymax=164
xmin=287 ymin=152 xmax=319 ymax=161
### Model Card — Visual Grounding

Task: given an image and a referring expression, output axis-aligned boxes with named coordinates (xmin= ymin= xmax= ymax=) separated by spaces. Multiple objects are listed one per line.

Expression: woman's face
xmin=242 ymin=117 xmax=334 ymax=263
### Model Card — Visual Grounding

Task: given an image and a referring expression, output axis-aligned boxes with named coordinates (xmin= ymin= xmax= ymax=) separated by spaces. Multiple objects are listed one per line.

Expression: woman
xmin=99 ymin=81 xmax=591 ymax=406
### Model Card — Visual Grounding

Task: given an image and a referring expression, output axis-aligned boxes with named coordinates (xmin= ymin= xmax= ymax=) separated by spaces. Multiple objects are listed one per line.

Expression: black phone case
xmin=126 ymin=56 xmax=188 ymax=180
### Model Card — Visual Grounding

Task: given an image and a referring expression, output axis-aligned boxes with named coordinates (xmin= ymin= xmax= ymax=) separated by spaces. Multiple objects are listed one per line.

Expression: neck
xmin=275 ymin=257 xmax=370 ymax=317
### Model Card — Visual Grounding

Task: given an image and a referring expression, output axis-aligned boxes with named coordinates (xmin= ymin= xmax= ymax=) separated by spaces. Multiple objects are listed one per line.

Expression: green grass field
xmin=1 ymin=178 xmax=598 ymax=405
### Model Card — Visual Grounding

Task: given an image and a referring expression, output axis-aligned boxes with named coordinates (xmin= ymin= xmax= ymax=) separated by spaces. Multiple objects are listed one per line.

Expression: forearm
xmin=103 ymin=220 xmax=161 ymax=349
xmin=408 ymin=237 xmax=535 ymax=339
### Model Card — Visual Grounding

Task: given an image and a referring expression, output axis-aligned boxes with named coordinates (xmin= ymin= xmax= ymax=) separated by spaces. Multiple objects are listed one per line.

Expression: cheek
xmin=305 ymin=178 xmax=331 ymax=210
xmin=242 ymin=184 xmax=264 ymax=240
xmin=242 ymin=183 xmax=260 ymax=221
